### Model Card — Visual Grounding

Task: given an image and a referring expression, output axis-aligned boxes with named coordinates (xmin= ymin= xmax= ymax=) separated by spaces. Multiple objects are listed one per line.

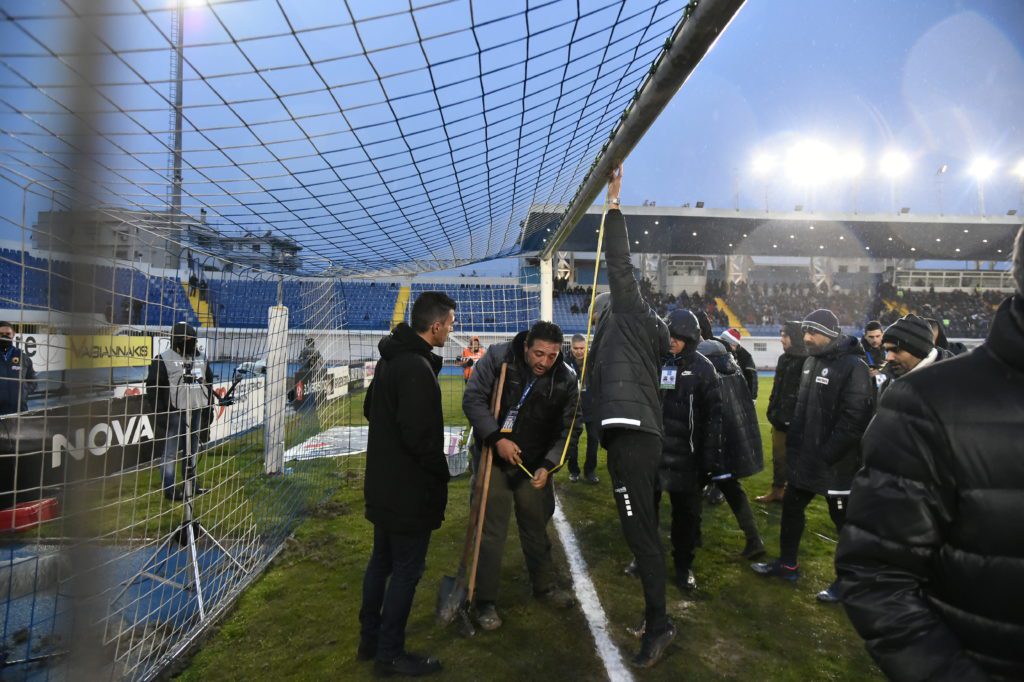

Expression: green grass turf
xmin=178 ymin=375 xmax=882 ymax=680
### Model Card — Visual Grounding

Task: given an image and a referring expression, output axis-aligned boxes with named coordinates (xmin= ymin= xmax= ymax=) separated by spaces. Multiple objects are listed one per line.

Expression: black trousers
xmin=358 ymin=524 xmax=432 ymax=661
xmin=716 ymin=477 xmax=760 ymax=542
xmin=568 ymin=421 xmax=599 ymax=476
xmin=779 ymin=486 xmax=847 ymax=566
xmin=606 ymin=429 xmax=668 ymax=634
xmin=654 ymin=487 xmax=702 ymax=576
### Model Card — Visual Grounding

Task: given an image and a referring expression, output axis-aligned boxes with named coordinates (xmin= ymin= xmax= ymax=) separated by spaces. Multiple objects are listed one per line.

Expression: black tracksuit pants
xmin=568 ymin=421 xmax=599 ymax=476
xmin=654 ymin=487 xmax=702 ymax=576
xmin=779 ymin=486 xmax=847 ymax=567
xmin=605 ymin=429 xmax=668 ymax=634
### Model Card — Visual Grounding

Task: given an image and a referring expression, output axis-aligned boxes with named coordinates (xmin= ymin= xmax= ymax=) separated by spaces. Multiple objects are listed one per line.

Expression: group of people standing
xmin=356 ymin=166 xmax=1024 ymax=679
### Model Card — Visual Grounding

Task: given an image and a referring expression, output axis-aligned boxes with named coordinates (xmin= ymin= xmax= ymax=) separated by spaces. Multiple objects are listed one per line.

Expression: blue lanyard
xmin=513 ymin=378 xmax=537 ymax=411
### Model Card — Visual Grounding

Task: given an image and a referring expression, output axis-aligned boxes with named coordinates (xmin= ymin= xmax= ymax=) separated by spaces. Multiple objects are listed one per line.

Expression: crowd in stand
xmin=722 ymin=280 xmax=880 ymax=330
xmin=878 ymin=287 xmax=1004 ymax=337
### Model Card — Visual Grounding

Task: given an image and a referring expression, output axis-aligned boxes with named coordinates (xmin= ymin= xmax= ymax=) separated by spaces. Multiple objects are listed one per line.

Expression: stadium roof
xmin=521 ymin=205 xmax=1023 ymax=260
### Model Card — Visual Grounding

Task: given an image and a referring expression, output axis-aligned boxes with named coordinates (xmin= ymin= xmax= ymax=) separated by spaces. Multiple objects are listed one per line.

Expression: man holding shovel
xmin=461 ymin=320 xmax=582 ymax=630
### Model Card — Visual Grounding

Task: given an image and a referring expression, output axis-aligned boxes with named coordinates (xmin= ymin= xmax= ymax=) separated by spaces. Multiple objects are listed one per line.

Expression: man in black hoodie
xmin=751 ymin=309 xmax=874 ymax=604
xmin=756 ymin=321 xmax=806 ymax=504
xmin=589 ymin=165 xmax=675 ymax=668
xmin=359 ymin=291 xmax=456 ymax=678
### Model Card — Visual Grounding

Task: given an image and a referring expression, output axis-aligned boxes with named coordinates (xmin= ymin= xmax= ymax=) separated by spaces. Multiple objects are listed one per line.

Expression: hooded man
xmin=587 ymin=165 xmax=675 ymax=668
xmin=757 ymin=321 xmax=807 ymax=504
xmin=751 ymin=309 xmax=874 ymax=604
xmin=836 ymin=227 xmax=1024 ymax=681
xmin=461 ymin=321 xmax=580 ymax=630
xmin=656 ymin=310 xmax=722 ymax=592
xmin=359 ymin=291 xmax=456 ymax=677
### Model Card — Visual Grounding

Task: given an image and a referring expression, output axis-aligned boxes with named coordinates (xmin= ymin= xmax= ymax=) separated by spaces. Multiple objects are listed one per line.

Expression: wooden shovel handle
xmin=467 ymin=362 xmax=507 ymax=601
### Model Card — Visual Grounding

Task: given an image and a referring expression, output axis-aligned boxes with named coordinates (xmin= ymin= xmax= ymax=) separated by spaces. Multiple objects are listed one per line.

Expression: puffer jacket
xmin=363 ymin=323 xmax=450 ymax=532
xmin=766 ymin=348 xmax=806 ymax=431
xmin=731 ymin=344 xmax=759 ymax=400
xmin=659 ymin=347 xmax=722 ymax=493
xmin=588 ymin=210 xmax=670 ymax=441
xmin=464 ymin=331 xmax=581 ymax=477
xmin=701 ymin=340 xmax=763 ymax=479
xmin=786 ymin=335 xmax=874 ymax=495
xmin=836 ymin=295 xmax=1024 ymax=681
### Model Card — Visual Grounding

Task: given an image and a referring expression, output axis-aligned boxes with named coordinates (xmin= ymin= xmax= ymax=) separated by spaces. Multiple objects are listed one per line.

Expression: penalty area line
xmin=552 ymin=494 xmax=634 ymax=682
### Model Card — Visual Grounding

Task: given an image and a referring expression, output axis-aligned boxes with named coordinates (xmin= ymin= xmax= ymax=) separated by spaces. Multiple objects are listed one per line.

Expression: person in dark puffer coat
xmin=757 ymin=321 xmax=806 ymax=504
xmin=836 ymin=227 xmax=1024 ymax=682
xmin=698 ymin=339 xmax=765 ymax=560
xmin=752 ymin=309 xmax=874 ymax=603
xmin=656 ymin=310 xmax=722 ymax=592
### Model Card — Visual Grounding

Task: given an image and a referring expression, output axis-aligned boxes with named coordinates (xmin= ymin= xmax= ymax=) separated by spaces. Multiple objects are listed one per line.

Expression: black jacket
xmin=659 ymin=348 xmax=722 ymax=493
xmin=567 ymin=354 xmax=591 ymax=421
xmin=704 ymin=341 xmax=763 ymax=480
xmin=786 ymin=335 xmax=874 ymax=495
xmin=766 ymin=348 xmax=806 ymax=431
xmin=0 ymin=345 xmax=36 ymax=414
xmin=589 ymin=210 xmax=670 ymax=440
xmin=837 ymin=296 xmax=1024 ymax=681
xmin=464 ymin=331 xmax=581 ymax=476
xmin=731 ymin=344 xmax=758 ymax=400
xmin=363 ymin=323 xmax=450 ymax=532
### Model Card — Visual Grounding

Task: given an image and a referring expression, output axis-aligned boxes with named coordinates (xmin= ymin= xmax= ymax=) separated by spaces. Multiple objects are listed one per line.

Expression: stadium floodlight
xmin=751 ymin=153 xmax=775 ymax=175
xmin=785 ymin=139 xmax=834 ymax=185
xmin=969 ymin=157 xmax=997 ymax=181
xmin=835 ymin=151 xmax=865 ymax=179
xmin=880 ymin=150 xmax=911 ymax=178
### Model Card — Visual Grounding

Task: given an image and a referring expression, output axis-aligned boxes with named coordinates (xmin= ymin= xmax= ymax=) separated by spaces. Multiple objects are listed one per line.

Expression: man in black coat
xmin=752 ymin=309 xmax=874 ymax=604
xmin=461 ymin=321 xmax=581 ymax=630
xmin=860 ymin=320 xmax=886 ymax=373
xmin=566 ymin=333 xmax=598 ymax=483
xmin=588 ymin=165 xmax=675 ymax=668
xmin=359 ymin=291 xmax=456 ymax=678
xmin=874 ymin=314 xmax=938 ymax=401
xmin=757 ymin=321 xmax=806 ymax=504
xmin=836 ymin=228 xmax=1024 ymax=681
xmin=657 ymin=310 xmax=722 ymax=592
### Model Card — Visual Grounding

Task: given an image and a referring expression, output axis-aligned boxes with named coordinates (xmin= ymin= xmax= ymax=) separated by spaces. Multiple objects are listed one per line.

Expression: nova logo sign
xmin=51 ymin=416 xmax=155 ymax=468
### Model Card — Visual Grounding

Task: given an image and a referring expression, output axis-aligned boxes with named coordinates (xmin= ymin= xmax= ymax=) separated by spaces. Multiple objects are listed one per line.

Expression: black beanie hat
xmin=883 ymin=314 xmax=934 ymax=360
xmin=802 ymin=309 xmax=840 ymax=338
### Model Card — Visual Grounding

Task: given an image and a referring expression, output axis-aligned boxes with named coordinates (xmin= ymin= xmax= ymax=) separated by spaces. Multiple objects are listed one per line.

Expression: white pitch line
xmin=552 ymin=495 xmax=634 ymax=682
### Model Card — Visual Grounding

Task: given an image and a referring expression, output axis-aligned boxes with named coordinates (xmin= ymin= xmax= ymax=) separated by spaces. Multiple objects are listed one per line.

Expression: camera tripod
xmin=112 ymin=379 xmax=245 ymax=623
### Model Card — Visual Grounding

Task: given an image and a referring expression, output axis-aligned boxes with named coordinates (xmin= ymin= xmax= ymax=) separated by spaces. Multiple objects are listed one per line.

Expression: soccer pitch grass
xmin=179 ymin=376 xmax=882 ymax=681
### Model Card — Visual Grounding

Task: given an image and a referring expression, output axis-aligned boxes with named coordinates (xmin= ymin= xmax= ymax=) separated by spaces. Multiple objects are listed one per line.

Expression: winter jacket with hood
xmin=588 ymin=209 xmax=670 ymax=441
xmin=700 ymin=340 xmax=763 ymax=479
xmin=730 ymin=344 xmax=759 ymax=400
xmin=464 ymin=330 xmax=581 ymax=477
xmin=785 ymin=334 xmax=874 ymax=496
xmin=836 ymin=295 xmax=1024 ymax=681
xmin=767 ymin=327 xmax=807 ymax=432
xmin=363 ymin=322 xmax=450 ymax=532
xmin=659 ymin=345 xmax=722 ymax=493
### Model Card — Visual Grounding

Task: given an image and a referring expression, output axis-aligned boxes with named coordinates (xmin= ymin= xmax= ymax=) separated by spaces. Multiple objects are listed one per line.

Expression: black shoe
xmin=631 ymin=622 xmax=676 ymax=668
xmin=569 ymin=473 xmax=580 ymax=483
xmin=374 ymin=652 xmax=442 ymax=677
xmin=623 ymin=558 xmax=638 ymax=577
xmin=357 ymin=638 xmax=377 ymax=661
xmin=816 ymin=581 xmax=841 ymax=604
xmin=584 ymin=472 xmax=600 ymax=484
xmin=751 ymin=559 xmax=800 ymax=583
xmin=676 ymin=569 xmax=696 ymax=592
xmin=741 ymin=536 xmax=766 ymax=560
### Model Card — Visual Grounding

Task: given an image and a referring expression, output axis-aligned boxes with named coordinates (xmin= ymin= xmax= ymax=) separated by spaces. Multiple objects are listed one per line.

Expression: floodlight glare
xmin=836 ymin=151 xmax=865 ymax=179
xmin=880 ymin=151 xmax=911 ymax=178
xmin=786 ymin=139 xmax=834 ymax=185
xmin=751 ymin=153 xmax=775 ymax=175
xmin=969 ymin=157 xmax=997 ymax=181
xmin=1012 ymin=159 xmax=1024 ymax=179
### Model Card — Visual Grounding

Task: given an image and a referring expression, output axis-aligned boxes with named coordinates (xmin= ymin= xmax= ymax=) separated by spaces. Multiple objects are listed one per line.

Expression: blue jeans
xmin=358 ymin=525 xmax=432 ymax=661
xmin=161 ymin=410 xmax=198 ymax=497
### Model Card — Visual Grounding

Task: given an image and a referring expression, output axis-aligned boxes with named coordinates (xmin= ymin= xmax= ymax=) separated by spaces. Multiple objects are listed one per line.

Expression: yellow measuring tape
xmin=514 ymin=196 xmax=610 ymax=478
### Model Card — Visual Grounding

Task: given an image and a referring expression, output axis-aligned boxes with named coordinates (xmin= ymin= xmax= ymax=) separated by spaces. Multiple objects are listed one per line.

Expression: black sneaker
xmin=631 ymin=621 xmax=676 ymax=668
xmin=584 ymin=472 xmax=600 ymax=484
xmin=569 ymin=473 xmax=580 ymax=483
xmin=356 ymin=638 xmax=377 ymax=661
xmin=741 ymin=536 xmax=766 ymax=560
xmin=816 ymin=581 xmax=841 ymax=604
xmin=374 ymin=652 xmax=442 ymax=677
xmin=751 ymin=559 xmax=800 ymax=583
xmin=676 ymin=569 xmax=696 ymax=592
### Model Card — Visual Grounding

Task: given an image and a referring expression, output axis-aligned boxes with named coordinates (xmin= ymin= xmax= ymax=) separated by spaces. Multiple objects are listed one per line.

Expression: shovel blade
xmin=436 ymin=574 xmax=468 ymax=626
